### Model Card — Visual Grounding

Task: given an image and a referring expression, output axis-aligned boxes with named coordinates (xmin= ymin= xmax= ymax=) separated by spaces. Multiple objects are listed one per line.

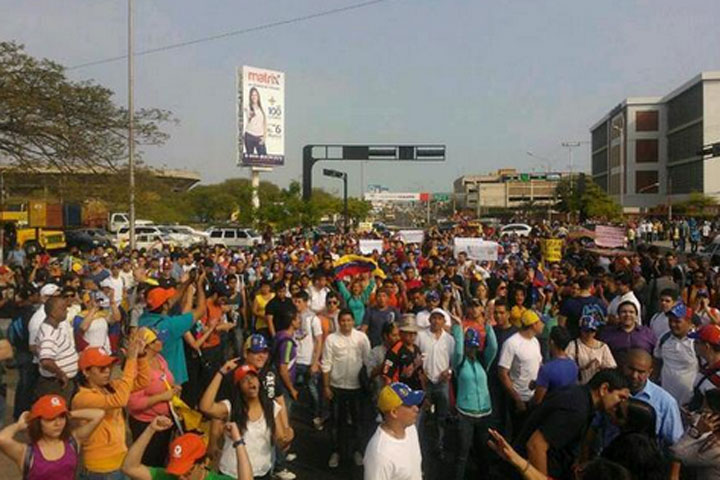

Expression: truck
xmin=0 ymin=201 xmax=67 ymax=254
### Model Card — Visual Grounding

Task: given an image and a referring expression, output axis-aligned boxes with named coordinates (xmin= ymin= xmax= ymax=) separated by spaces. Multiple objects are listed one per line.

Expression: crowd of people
xmin=0 ymin=220 xmax=717 ymax=479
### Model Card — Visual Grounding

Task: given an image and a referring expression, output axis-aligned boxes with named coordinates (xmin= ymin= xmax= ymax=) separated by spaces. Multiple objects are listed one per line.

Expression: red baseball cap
xmin=689 ymin=324 xmax=720 ymax=346
xmin=146 ymin=287 xmax=176 ymax=310
xmin=78 ymin=347 xmax=118 ymax=371
xmin=166 ymin=433 xmax=207 ymax=475
xmin=233 ymin=364 xmax=258 ymax=384
xmin=29 ymin=394 xmax=68 ymax=421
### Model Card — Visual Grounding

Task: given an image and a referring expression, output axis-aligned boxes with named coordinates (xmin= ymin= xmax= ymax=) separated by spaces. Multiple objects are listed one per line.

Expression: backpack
xmin=8 ymin=314 xmax=30 ymax=351
xmin=657 ymin=331 xmax=673 ymax=352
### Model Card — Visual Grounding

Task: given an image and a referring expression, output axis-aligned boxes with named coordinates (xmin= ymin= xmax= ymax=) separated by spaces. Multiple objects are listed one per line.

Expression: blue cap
xmin=426 ymin=290 xmax=440 ymax=302
xmin=244 ymin=334 xmax=269 ymax=353
xmin=668 ymin=301 xmax=687 ymax=319
xmin=464 ymin=328 xmax=481 ymax=348
xmin=377 ymin=382 xmax=425 ymax=413
xmin=580 ymin=315 xmax=604 ymax=332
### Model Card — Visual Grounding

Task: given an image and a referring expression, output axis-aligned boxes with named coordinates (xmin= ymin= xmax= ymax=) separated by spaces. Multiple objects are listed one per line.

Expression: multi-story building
xmin=453 ymin=168 xmax=569 ymax=212
xmin=590 ymin=72 xmax=720 ymax=210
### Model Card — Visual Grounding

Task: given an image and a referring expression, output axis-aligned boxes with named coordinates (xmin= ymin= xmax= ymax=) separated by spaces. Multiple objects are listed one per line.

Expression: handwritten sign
xmin=594 ymin=225 xmax=625 ymax=248
xmin=359 ymin=239 xmax=384 ymax=255
xmin=453 ymin=238 xmax=499 ymax=261
xmin=397 ymin=230 xmax=424 ymax=244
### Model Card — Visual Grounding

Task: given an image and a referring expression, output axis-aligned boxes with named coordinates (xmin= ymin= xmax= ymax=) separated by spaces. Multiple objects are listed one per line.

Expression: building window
xmin=668 ymin=122 xmax=703 ymax=163
xmin=668 ymin=83 xmax=703 ymax=131
xmin=636 ymin=170 xmax=659 ymax=194
xmin=635 ymin=139 xmax=658 ymax=163
xmin=610 ymin=145 xmax=621 ymax=168
xmin=668 ymin=161 xmax=703 ymax=194
xmin=592 ymin=124 xmax=608 ymax=152
xmin=636 ymin=111 xmax=659 ymax=131
xmin=592 ymin=150 xmax=608 ymax=175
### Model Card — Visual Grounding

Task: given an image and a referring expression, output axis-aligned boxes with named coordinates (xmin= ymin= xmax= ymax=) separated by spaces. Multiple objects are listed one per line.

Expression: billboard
xmin=237 ymin=66 xmax=285 ymax=167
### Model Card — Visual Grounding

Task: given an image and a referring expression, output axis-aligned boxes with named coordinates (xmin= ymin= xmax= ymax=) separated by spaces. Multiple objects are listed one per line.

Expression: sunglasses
xmin=328 ymin=300 xmax=339 ymax=305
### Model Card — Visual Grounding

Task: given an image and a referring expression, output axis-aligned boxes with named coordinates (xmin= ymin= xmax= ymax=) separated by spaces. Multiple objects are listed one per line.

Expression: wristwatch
xmin=232 ymin=438 xmax=246 ymax=448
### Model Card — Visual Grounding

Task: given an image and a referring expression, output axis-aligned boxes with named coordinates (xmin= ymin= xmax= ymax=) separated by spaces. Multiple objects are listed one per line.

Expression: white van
xmin=109 ymin=212 xmax=153 ymax=233
xmin=206 ymin=227 xmax=262 ymax=248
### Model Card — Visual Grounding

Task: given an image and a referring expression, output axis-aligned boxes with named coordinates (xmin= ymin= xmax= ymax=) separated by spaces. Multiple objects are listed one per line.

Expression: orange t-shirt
xmin=200 ymin=299 xmax=223 ymax=348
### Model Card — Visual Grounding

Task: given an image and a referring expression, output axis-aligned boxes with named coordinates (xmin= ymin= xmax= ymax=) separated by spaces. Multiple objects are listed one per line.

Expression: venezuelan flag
xmin=334 ymin=255 xmax=386 ymax=280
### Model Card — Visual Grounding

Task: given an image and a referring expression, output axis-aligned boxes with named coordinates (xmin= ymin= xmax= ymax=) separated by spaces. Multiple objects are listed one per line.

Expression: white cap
xmin=430 ymin=307 xmax=451 ymax=326
xmin=40 ymin=283 xmax=60 ymax=297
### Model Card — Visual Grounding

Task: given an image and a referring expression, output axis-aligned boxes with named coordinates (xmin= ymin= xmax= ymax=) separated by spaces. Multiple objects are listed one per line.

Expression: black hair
xmin=493 ymin=298 xmax=508 ymax=309
xmin=580 ymin=458 xmax=632 ymax=480
xmin=292 ymin=290 xmax=309 ymax=302
xmin=337 ymin=309 xmax=354 ymax=322
xmin=587 ymin=368 xmax=629 ymax=392
xmin=659 ymin=288 xmax=678 ymax=300
xmin=602 ymin=433 xmax=667 ymax=480
xmin=620 ymin=398 xmax=657 ymax=437
xmin=578 ymin=275 xmax=594 ymax=291
xmin=549 ymin=326 xmax=572 ymax=351
xmin=230 ymin=378 xmax=276 ymax=442
xmin=381 ymin=321 xmax=398 ymax=338
xmin=273 ymin=282 xmax=286 ymax=293
xmin=615 ymin=271 xmax=632 ymax=286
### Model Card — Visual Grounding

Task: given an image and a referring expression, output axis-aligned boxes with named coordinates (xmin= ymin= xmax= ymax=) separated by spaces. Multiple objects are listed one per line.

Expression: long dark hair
xmin=27 ymin=414 xmax=72 ymax=444
xmin=230 ymin=377 xmax=275 ymax=440
xmin=248 ymin=87 xmax=264 ymax=114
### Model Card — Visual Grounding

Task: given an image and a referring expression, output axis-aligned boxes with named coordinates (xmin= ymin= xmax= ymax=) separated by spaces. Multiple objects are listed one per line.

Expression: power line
xmin=68 ymin=0 xmax=392 ymax=70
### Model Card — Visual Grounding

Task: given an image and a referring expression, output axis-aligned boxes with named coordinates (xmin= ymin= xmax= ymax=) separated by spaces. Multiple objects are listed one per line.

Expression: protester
xmin=0 ymin=395 xmax=104 ymax=479
xmin=598 ymin=301 xmax=656 ymax=361
xmin=72 ymin=336 xmax=149 ymax=479
xmin=35 ymin=296 xmax=78 ymax=403
xmin=363 ymin=382 xmax=424 ymax=480
xmin=513 ymin=369 xmax=630 ymax=479
xmin=321 ymin=309 xmax=371 ymax=468
xmin=531 ymin=326 xmax=578 ymax=405
xmin=654 ymin=301 xmax=699 ymax=405
xmin=566 ymin=315 xmax=617 ymax=384
xmin=291 ymin=290 xmax=324 ymax=430
xmin=122 ymin=416 xmax=252 ymax=480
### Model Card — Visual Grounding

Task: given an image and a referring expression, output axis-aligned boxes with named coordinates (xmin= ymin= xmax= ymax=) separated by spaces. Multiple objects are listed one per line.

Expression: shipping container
xmin=63 ymin=204 xmax=82 ymax=227
xmin=46 ymin=203 xmax=63 ymax=228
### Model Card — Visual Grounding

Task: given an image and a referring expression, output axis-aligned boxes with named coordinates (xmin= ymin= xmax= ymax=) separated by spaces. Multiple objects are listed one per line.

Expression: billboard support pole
xmin=251 ymin=168 xmax=261 ymax=211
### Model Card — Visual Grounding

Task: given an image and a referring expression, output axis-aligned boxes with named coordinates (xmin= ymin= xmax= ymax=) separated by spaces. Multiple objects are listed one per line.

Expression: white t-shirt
xmin=81 ymin=316 xmax=112 ymax=355
xmin=363 ymin=424 xmax=422 ymax=480
xmin=650 ymin=312 xmax=670 ymax=340
xmin=497 ymin=332 xmax=542 ymax=402
xmin=307 ymin=285 xmax=329 ymax=314
xmin=219 ymin=400 xmax=281 ymax=477
xmin=28 ymin=304 xmax=46 ymax=362
xmin=654 ymin=334 xmax=698 ymax=406
xmin=245 ymin=107 xmax=265 ymax=136
xmin=295 ymin=310 xmax=323 ymax=366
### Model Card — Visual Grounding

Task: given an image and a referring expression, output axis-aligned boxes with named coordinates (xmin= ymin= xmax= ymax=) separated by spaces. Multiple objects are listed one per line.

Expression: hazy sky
xmin=4 ymin=0 xmax=720 ymax=196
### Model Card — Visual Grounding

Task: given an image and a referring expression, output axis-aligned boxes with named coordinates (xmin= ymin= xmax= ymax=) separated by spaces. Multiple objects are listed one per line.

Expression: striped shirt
xmin=37 ymin=321 xmax=78 ymax=379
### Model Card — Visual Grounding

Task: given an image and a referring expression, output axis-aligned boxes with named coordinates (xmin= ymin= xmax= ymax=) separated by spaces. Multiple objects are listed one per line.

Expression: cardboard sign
xmin=397 ymin=230 xmax=424 ymax=244
xmin=453 ymin=238 xmax=499 ymax=261
xmin=594 ymin=225 xmax=625 ymax=248
xmin=359 ymin=239 xmax=384 ymax=255
xmin=541 ymin=239 xmax=563 ymax=263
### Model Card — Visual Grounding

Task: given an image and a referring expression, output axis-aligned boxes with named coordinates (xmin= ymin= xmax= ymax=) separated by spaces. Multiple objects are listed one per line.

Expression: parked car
xmin=108 ymin=212 xmax=154 ymax=233
xmin=206 ymin=227 xmax=262 ymax=248
xmin=499 ymin=223 xmax=533 ymax=237
xmin=156 ymin=226 xmax=206 ymax=248
xmin=65 ymin=228 xmax=114 ymax=251
xmin=116 ymin=226 xmax=173 ymax=248
xmin=316 ymin=223 xmax=339 ymax=235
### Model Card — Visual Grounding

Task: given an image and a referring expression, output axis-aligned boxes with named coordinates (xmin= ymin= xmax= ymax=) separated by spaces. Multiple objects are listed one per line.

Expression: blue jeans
xmin=294 ymin=364 xmax=320 ymax=418
xmin=79 ymin=470 xmax=128 ymax=480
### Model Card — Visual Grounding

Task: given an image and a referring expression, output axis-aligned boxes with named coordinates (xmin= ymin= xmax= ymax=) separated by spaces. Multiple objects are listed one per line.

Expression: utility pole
xmin=561 ymin=141 xmax=586 ymax=195
xmin=323 ymin=169 xmax=348 ymax=232
xmin=128 ymin=0 xmax=136 ymax=250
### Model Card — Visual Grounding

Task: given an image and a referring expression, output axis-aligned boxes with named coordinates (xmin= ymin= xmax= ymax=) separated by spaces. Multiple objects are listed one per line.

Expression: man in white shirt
xmin=322 ymin=309 xmax=371 ymax=468
xmin=415 ymin=309 xmax=455 ymax=457
xmin=306 ymin=272 xmax=330 ymax=314
xmin=292 ymin=290 xmax=324 ymax=430
xmin=35 ymin=296 xmax=78 ymax=403
xmin=101 ymin=262 xmax=126 ymax=307
xmin=497 ymin=309 xmax=543 ymax=435
xmin=649 ymin=289 xmax=678 ymax=340
xmin=364 ymin=382 xmax=424 ymax=480
xmin=28 ymin=283 xmax=62 ymax=360
xmin=654 ymin=302 xmax=698 ymax=405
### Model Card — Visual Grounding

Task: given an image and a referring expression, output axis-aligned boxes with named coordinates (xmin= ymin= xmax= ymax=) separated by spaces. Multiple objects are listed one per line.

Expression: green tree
xmin=675 ymin=191 xmax=718 ymax=216
xmin=555 ymin=176 xmax=621 ymax=220
xmin=0 ymin=42 xmax=171 ymax=172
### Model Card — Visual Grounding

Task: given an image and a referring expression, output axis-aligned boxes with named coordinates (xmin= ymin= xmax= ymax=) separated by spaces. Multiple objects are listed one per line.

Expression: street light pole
xmin=323 ymin=168 xmax=348 ymax=232
xmin=128 ymin=0 xmax=136 ymax=250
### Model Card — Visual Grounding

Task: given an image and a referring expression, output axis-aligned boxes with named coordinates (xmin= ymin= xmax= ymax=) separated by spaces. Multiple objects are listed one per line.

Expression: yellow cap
xmin=140 ymin=327 xmax=158 ymax=344
xmin=520 ymin=309 xmax=541 ymax=327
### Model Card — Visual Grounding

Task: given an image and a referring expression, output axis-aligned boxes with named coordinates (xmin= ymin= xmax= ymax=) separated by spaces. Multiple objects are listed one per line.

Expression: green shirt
xmin=148 ymin=467 xmax=234 ymax=480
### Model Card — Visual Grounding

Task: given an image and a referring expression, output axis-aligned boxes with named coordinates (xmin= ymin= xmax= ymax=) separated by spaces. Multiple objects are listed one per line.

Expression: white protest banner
xmin=397 ymin=230 xmax=424 ymax=244
xmin=359 ymin=239 xmax=384 ymax=255
xmin=453 ymin=238 xmax=499 ymax=261
xmin=594 ymin=225 xmax=626 ymax=248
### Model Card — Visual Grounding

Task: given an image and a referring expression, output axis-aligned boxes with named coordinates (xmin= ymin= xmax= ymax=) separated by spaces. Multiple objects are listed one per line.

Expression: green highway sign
xmin=432 ymin=193 xmax=450 ymax=201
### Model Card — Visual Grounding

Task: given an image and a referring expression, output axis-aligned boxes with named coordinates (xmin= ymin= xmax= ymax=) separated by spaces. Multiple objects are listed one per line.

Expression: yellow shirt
xmin=253 ymin=293 xmax=275 ymax=330
xmin=72 ymin=357 xmax=149 ymax=472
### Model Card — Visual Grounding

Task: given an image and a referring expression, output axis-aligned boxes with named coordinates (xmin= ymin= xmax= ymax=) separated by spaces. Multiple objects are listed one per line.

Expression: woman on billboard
xmin=244 ymin=87 xmax=267 ymax=155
